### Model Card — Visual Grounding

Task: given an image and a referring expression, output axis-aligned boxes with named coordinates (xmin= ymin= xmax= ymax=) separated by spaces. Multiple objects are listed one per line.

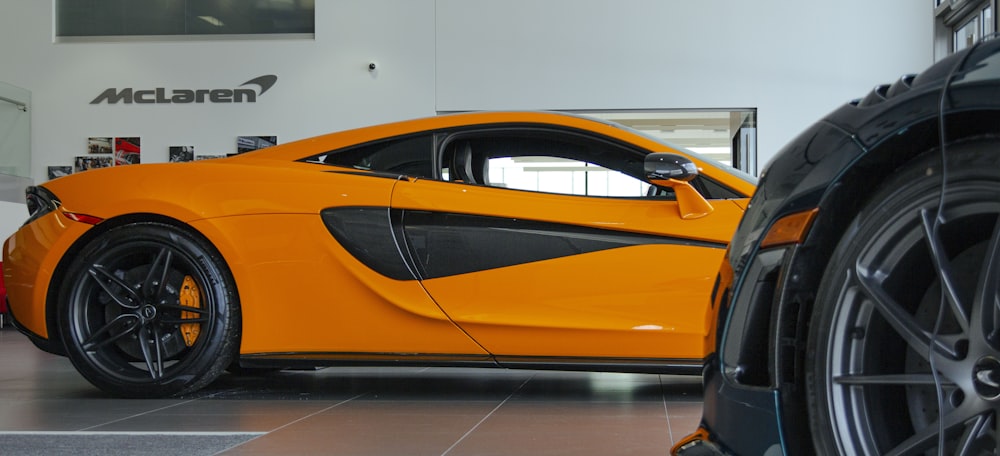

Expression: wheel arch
xmin=776 ymin=107 xmax=1000 ymax=387
xmin=44 ymin=212 xmax=242 ymax=352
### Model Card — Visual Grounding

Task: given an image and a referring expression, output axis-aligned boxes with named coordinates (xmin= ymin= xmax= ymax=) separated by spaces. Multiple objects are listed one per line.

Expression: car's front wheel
xmin=58 ymin=222 xmax=240 ymax=398
xmin=807 ymin=138 xmax=1000 ymax=454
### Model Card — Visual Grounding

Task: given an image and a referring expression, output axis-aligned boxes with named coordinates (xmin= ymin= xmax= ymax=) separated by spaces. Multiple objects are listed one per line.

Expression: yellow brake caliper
xmin=179 ymin=275 xmax=202 ymax=347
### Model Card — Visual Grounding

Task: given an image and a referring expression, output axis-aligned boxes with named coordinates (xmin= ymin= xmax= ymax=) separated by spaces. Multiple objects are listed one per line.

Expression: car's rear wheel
xmin=807 ymin=139 xmax=1000 ymax=454
xmin=58 ymin=222 xmax=240 ymax=398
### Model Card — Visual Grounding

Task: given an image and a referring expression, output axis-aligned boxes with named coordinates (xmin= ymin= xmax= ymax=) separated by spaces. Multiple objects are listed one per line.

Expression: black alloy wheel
xmin=59 ymin=222 xmax=240 ymax=398
xmin=807 ymin=139 xmax=1000 ymax=455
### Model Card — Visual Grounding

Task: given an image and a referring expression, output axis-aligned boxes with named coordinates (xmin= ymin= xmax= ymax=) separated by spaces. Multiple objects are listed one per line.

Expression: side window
xmin=691 ymin=175 xmax=743 ymax=199
xmin=487 ymin=156 xmax=652 ymax=197
xmin=439 ymin=130 xmax=664 ymax=199
xmin=301 ymin=134 xmax=434 ymax=178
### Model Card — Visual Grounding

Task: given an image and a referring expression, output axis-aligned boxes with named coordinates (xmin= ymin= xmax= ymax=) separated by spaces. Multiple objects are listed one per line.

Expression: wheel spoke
xmin=152 ymin=325 xmax=166 ymax=378
xmin=855 ymin=264 xmax=960 ymax=360
xmin=80 ymin=314 xmax=140 ymax=351
xmin=160 ymin=316 xmax=209 ymax=325
xmin=978 ymin=215 xmax=1000 ymax=342
xmin=157 ymin=303 xmax=207 ymax=315
xmin=158 ymin=301 xmax=209 ymax=325
xmin=953 ymin=413 xmax=993 ymax=456
xmin=921 ymin=209 xmax=970 ymax=332
xmin=137 ymin=325 xmax=165 ymax=379
xmin=833 ymin=373 xmax=955 ymax=386
xmin=88 ymin=265 xmax=141 ymax=309
xmin=885 ymin=406 xmax=991 ymax=456
xmin=143 ymin=247 xmax=173 ymax=301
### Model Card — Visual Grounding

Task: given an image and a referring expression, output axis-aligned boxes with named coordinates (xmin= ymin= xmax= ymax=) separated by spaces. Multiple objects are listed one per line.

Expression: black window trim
xmin=298 ymin=122 xmax=749 ymax=199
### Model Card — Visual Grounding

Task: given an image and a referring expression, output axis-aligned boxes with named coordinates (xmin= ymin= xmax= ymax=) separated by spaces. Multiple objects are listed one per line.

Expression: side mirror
xmin=644 ymin=153 xmax=714 ymax=220
xmin=644 ymin=153 xmax=698 ymax=182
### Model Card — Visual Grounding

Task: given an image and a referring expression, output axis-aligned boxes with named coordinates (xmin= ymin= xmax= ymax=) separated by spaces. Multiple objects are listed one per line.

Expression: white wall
xmin=0 ymin=201 xmax=25 ymax=243
xmin=0 ymin=0 xmax=932 ymax=240
xmin=436 ymin=0 xmax=932 ymax=166
xmin=0 ymin=0 xmax=438 ymax=240
xmin=0 ymin=1 xmax=436 ymax=173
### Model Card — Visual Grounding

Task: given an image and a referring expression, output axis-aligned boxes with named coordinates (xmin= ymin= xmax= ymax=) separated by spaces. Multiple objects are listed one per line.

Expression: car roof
xmin=228 ymin=111 xmax=641 ymax=162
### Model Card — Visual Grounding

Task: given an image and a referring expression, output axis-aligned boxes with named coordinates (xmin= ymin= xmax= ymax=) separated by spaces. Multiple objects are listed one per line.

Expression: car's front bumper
xmin=672 ymin=427 xmax=725 ymax=456
xmin=672 ymin=244 xmax=807 ymax=455
xmin=5 ymin=294 xmax=66 ymax=356
xmin=4 ymin=209 xmax=92 ymax=341
xmin=671 ymin=355 xmax=785 ymax=456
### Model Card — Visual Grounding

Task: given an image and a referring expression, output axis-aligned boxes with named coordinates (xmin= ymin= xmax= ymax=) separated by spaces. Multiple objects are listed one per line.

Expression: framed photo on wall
xmin=114 ymin=137 xmax=141 ymax=165
xmin=74 ymin=155 xmax=113 ymax=172
xmin=47 ymin=166 xmax=72 ymax=180
xmin=88 ymin=137 xmax=112 ymax=154
xmin=169 ymin=146 xmax=194 ymax=162
xmin=237 ymin=136 xmax=277 ymax=154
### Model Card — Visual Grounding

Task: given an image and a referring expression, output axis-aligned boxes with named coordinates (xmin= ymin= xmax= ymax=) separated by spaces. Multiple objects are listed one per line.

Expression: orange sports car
xmin=2 ymin=111 xmax=755 ymax=397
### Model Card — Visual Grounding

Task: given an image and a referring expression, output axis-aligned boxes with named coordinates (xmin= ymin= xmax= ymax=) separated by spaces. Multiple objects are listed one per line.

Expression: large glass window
xmin=0 ymin=81 xmax=32 ymax=204
xmin=578 ymin=110 xmax=758 ymax=175
xmin=955 ymin=15 xmax=981 ymax=52
xmin=56 ymin=0 xmax=315 ymax=40
xmin=985 ymin=6 xmax=995 ymax=36
xmin=0 ymin=81 xmax=30 ymax=180
xmin=937 ymin=1 xmax=996 ymax=58
xmin=953 ymin=4 xmax=994 ymax=52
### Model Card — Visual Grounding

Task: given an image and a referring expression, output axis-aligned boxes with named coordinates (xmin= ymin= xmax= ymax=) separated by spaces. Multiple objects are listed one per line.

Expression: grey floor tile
xmin=0 ymin=326 xmax=706 ymax=455
xmin=0 ymin=432 xmax=260 ymax=456
xmin=223 ymin=401 xmax=503 ymax=455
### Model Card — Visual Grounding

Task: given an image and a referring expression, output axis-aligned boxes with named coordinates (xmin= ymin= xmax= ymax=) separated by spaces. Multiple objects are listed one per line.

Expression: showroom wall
xmin=0 ymin=0 xmax=931 ymax=240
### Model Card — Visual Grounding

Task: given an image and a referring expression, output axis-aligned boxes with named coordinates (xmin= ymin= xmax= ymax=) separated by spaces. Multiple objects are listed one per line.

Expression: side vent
xmin=320 ymin=207 xmax=418 ymax=281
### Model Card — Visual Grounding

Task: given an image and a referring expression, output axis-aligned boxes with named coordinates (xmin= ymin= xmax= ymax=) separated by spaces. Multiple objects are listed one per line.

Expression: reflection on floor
xmin=0 ymin=326 xmax=703 ymax=455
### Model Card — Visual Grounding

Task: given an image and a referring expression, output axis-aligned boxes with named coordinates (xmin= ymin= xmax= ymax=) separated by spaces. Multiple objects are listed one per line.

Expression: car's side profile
xmin=3 ymin=111 xmax=755 ymax=398
xmin=674 ymin=38 xmax=1000 ymax=454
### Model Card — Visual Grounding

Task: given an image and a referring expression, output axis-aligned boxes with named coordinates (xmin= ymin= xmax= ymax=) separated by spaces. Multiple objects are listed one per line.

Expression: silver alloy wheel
xmin=809 ymin=141 xmax=1000 ymax=455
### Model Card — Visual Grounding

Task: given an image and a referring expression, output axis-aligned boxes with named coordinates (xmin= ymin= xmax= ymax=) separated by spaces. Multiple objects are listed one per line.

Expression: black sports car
xmin=674 ymin=37 xmax=1000 ymax=454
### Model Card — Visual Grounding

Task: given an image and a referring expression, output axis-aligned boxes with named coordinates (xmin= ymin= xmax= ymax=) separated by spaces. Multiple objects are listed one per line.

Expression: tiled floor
xmin=0 ymin=326 xmax=704 ymax=455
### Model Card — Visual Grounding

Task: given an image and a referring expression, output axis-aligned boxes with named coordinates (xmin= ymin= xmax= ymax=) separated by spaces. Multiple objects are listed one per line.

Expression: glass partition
xmin=0 ymin=81 xmax=32 ymax=203
xmin=578 ymin=109 xmax=758 ymax=175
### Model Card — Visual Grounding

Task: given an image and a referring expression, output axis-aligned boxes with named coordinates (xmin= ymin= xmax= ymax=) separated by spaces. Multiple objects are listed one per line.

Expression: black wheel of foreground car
xmin=807 ymin=138 xmax=1000 ymax=454
xmin=58 ymin=222 xmax=240 ymax=398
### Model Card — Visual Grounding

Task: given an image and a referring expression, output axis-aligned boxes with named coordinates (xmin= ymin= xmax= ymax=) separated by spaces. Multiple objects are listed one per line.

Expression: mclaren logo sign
xmin=90 ymin=75 xmax=278 ymax=105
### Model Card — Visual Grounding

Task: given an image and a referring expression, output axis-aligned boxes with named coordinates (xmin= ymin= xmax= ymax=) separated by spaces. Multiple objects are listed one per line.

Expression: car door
xmin=389 ymin=126 xmax=747 ymax=362
xmin=294 ymin=133 xmax=492 ymax=357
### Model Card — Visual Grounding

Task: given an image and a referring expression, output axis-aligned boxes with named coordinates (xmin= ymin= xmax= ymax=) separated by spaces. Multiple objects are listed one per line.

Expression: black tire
xmin=58 ymin=222 xmax=240 ymax=398
xmin=806 ymin=138 xmax=1000 ymax=454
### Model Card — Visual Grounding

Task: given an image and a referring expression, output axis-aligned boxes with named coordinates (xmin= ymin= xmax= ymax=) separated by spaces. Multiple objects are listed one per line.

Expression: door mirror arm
xmin=644 ymin=153 xmax=714 ymax=220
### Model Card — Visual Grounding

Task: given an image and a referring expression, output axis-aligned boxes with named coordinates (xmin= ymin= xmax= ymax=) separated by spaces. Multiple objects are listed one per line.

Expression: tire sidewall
xmin=58 ymin=222 xmax=240 ymax=398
